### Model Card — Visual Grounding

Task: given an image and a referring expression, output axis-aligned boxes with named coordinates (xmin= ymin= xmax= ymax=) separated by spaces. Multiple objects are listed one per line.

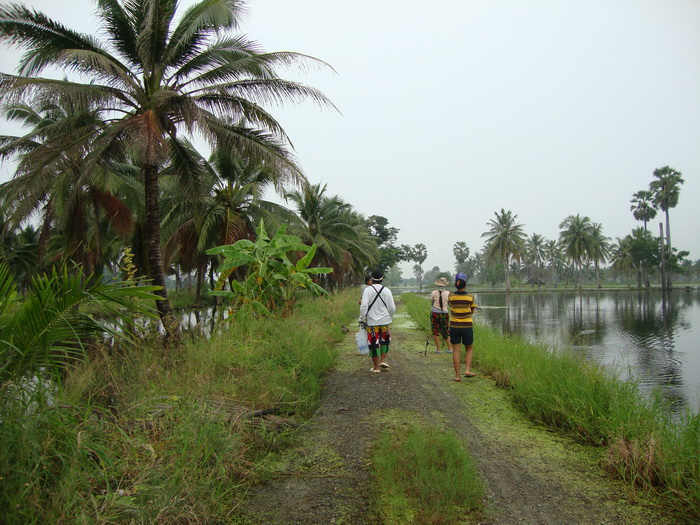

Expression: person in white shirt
xmin=359 ymin=269 xmax=396 ymax=373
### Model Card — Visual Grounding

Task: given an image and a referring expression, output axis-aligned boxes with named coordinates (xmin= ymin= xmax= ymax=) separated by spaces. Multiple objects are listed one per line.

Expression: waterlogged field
xmin=474 ymin=289 xmax=700 ymax=414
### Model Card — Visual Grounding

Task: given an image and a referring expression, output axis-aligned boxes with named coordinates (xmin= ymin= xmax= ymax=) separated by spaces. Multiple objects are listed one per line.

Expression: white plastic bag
xmin=356 ymin=328 xmax=369 ymax=355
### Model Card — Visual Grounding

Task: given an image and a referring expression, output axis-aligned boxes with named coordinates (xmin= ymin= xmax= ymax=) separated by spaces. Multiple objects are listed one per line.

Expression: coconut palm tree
xmin=558 ymin=214 xmax=594 ymax=287
xmin=0 ymin=0 xmax=335 ymax=326
xmin=524 ymin=233 xmax=546 ymax=285
xmin=0 ymin=97 xmax=133 ymax=276
xmin=285 ymin=183 xmax=377 ymax=288
xmin=0 ymin=200 xmax=38 ymax=288
xmin=543 ymin=239 xmax=565 ymax=287
xmin=589 ymin=222 xmax=611 ymax=288
xmin=481 ymin=209 xmax=526 ymax=292
xmin=337 ymin=209 xmax=380 ymax=284
xmin=162 ymin=141 xmax=301 ymax=301
xmin=609 ymin=237 xmax=636 ymax=285
xmin=630 ymin=190 xmax=657 ymax=232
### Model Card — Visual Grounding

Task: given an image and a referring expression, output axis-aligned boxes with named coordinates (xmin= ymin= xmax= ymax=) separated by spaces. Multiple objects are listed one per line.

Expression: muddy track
xmin=238 ymin=306 xmax=682 ymax=524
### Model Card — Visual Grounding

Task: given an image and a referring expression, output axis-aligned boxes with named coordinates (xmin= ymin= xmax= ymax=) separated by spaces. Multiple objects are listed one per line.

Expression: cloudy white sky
xmin=1 ymin=0 xmax=698 ymax=275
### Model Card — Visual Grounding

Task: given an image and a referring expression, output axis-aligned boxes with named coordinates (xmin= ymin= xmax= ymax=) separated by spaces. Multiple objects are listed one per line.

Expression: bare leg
xmin=464 ymin=344 xmax=475 ymax=376
xmin=380 ymin=346 xmax=390 ymax=367
xmin=432 ymin=334 xmax=441 ymax=352
xmin=452 ymin=343 xmax=461 ymax=381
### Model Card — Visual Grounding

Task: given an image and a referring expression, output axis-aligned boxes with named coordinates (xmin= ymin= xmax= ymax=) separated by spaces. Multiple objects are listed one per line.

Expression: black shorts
xmin=449 ymin=327 xmax=474 ymax=346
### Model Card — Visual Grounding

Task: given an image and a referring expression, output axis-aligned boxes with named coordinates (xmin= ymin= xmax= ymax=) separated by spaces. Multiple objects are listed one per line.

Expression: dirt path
xmin=238 ymin=306 xmax=681 ymax=524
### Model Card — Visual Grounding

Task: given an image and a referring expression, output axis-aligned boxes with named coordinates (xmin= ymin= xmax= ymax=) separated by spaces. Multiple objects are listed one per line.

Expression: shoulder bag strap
xmin=367 ymin=286 xmax=387 ymax=314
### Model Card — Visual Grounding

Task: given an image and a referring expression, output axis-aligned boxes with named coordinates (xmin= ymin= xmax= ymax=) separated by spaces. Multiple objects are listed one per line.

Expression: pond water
xmin=473 ymin=289 xmax=700 ymax=414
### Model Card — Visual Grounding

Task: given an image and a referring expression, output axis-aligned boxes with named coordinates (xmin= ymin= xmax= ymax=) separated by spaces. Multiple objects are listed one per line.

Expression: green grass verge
xmin=402 ymin=292 xmax=700 ymax=521
xmin=0 ymin=289 xmax=359 ymax=524
xmin=371 ymin=414 xmax=484 ymax=525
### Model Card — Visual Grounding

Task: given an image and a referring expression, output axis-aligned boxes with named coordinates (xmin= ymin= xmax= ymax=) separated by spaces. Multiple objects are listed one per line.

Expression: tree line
xmin=387 ymin=166 xmax=696 ymax=291
xmin=0 ymin=0 xmax=388 ymax=336
xmin=0 ymin=0 xmax=695 ymax=344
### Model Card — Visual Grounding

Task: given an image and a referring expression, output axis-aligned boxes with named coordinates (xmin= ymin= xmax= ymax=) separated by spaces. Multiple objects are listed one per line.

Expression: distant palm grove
xmin=0 ymin=0 xmax=697 ymax=333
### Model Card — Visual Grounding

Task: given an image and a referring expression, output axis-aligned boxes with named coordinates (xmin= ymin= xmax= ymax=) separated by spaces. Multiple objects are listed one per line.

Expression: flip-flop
xmin=380 ymin=363 xmax=390 ymax=369
xmin=369 ymin=368 xmax=381 ymax=373
xmin=452 ymin=378 xmax=461 ymax=382
xmin=464 ymin=372 xmax=477 ymax=378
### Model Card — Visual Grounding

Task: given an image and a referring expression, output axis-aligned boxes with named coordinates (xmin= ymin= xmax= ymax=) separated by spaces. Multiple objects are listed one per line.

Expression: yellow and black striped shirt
xmin=448 ymin=291 xmax=477 ymax=328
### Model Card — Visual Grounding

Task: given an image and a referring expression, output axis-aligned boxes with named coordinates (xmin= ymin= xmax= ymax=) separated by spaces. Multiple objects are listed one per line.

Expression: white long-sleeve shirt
xmin=359 ymin=283 xmax=396 ymax=326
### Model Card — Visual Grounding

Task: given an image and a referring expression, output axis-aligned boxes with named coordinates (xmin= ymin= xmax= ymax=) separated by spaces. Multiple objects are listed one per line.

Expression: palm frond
xmin=0 ymin=264 xmax=160 ymax=381
xmin=166 ymin=0 xmax=245 ymax=68
xmin=0 ymin=3 xmax=103 ymax=76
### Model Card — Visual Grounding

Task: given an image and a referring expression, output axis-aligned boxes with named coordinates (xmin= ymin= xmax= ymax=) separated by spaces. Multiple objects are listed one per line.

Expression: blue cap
xmin=455 ymin=272 xmax=467 ymax=282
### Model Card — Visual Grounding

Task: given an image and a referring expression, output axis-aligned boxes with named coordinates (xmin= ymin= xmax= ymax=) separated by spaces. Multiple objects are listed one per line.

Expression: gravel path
xmin=238 ymin=305 xmax=681 ymax=524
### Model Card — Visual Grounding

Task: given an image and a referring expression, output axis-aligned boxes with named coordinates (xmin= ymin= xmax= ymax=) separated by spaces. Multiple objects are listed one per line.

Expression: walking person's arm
xmin=359 ymin=286 xmax=370 ymax=323
xmin=387 ymin=290 xmax=396 ymax=318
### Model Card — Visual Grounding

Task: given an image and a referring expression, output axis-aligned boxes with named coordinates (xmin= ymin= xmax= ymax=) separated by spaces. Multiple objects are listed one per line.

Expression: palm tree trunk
xmin=659 ymin=222 xmax=669 ymax=290
xmin=195 ymin=258 xmax=205 ymax=305
xmin=504 ymin=255 xmax=511 ymax=292
xmin=144 ymin=164 xmax=174 ymax=325
xmin=664 ymin=211 xmax=673 ymax=290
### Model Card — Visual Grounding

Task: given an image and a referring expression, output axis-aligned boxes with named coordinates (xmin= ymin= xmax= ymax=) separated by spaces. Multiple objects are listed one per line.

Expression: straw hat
xmin=434 ymin=277 xmax=448 ymax=287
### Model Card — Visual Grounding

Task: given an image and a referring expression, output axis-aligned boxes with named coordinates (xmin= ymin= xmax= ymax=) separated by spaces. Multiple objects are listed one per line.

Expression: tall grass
xmin=371 ymin=419 xmax=483 ymax=525
xmin=402 ymin=292 xmax=700 ymax=520
xmin=0 ymin=289 xmax=359 ymax=524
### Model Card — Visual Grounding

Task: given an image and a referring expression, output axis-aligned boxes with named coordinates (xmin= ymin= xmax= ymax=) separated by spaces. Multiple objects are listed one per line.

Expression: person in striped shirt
xmin=448 ymin=272 xmax=478 ymax=382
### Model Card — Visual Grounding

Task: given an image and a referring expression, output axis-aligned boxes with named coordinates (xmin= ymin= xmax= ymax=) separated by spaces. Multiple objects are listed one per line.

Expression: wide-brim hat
xmin=434 ymin=277 xmax=448 ymax=287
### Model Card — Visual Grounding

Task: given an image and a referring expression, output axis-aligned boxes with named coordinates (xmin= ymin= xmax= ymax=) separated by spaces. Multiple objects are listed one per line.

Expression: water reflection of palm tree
xmin=617 ymin=290 xmax=686 ymax=407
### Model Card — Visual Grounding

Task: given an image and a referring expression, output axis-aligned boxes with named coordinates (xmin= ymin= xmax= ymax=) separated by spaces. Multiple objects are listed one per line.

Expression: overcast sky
xmin=1 ymin=0 xmax=698 ymax=276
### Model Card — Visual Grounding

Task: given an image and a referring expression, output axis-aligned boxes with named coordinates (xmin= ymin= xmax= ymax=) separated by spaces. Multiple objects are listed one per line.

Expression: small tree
xmin=0 ymin=262 xmax=160 ymax=382
xmin=206 ymin=221 xmax=332 ymax=317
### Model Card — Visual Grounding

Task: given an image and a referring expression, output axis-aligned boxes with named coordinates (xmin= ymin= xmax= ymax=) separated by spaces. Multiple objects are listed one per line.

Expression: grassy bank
xmin=371 ymin=412 xmax=484 ymax=524
xmin=0 ymin=289 xmax=358 ymax=524
xmin=402 ymin=292 xmax=700 ymax=520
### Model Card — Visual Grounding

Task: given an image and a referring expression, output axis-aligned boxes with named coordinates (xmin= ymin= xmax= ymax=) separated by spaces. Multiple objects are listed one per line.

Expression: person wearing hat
xmin=448 ymin=272 xmax=478 ymax=381
xmin=430 ymin=277 xmax=450 ymax=353
xmin=359 ymin=269 xmax=396 ymax=373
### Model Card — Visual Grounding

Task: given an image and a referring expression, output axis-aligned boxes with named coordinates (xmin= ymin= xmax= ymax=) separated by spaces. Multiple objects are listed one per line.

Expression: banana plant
xmin=0 ymin=263 xmax=162 ymax=381
xmin=206 ymin=221 xmax=333 ymax=317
